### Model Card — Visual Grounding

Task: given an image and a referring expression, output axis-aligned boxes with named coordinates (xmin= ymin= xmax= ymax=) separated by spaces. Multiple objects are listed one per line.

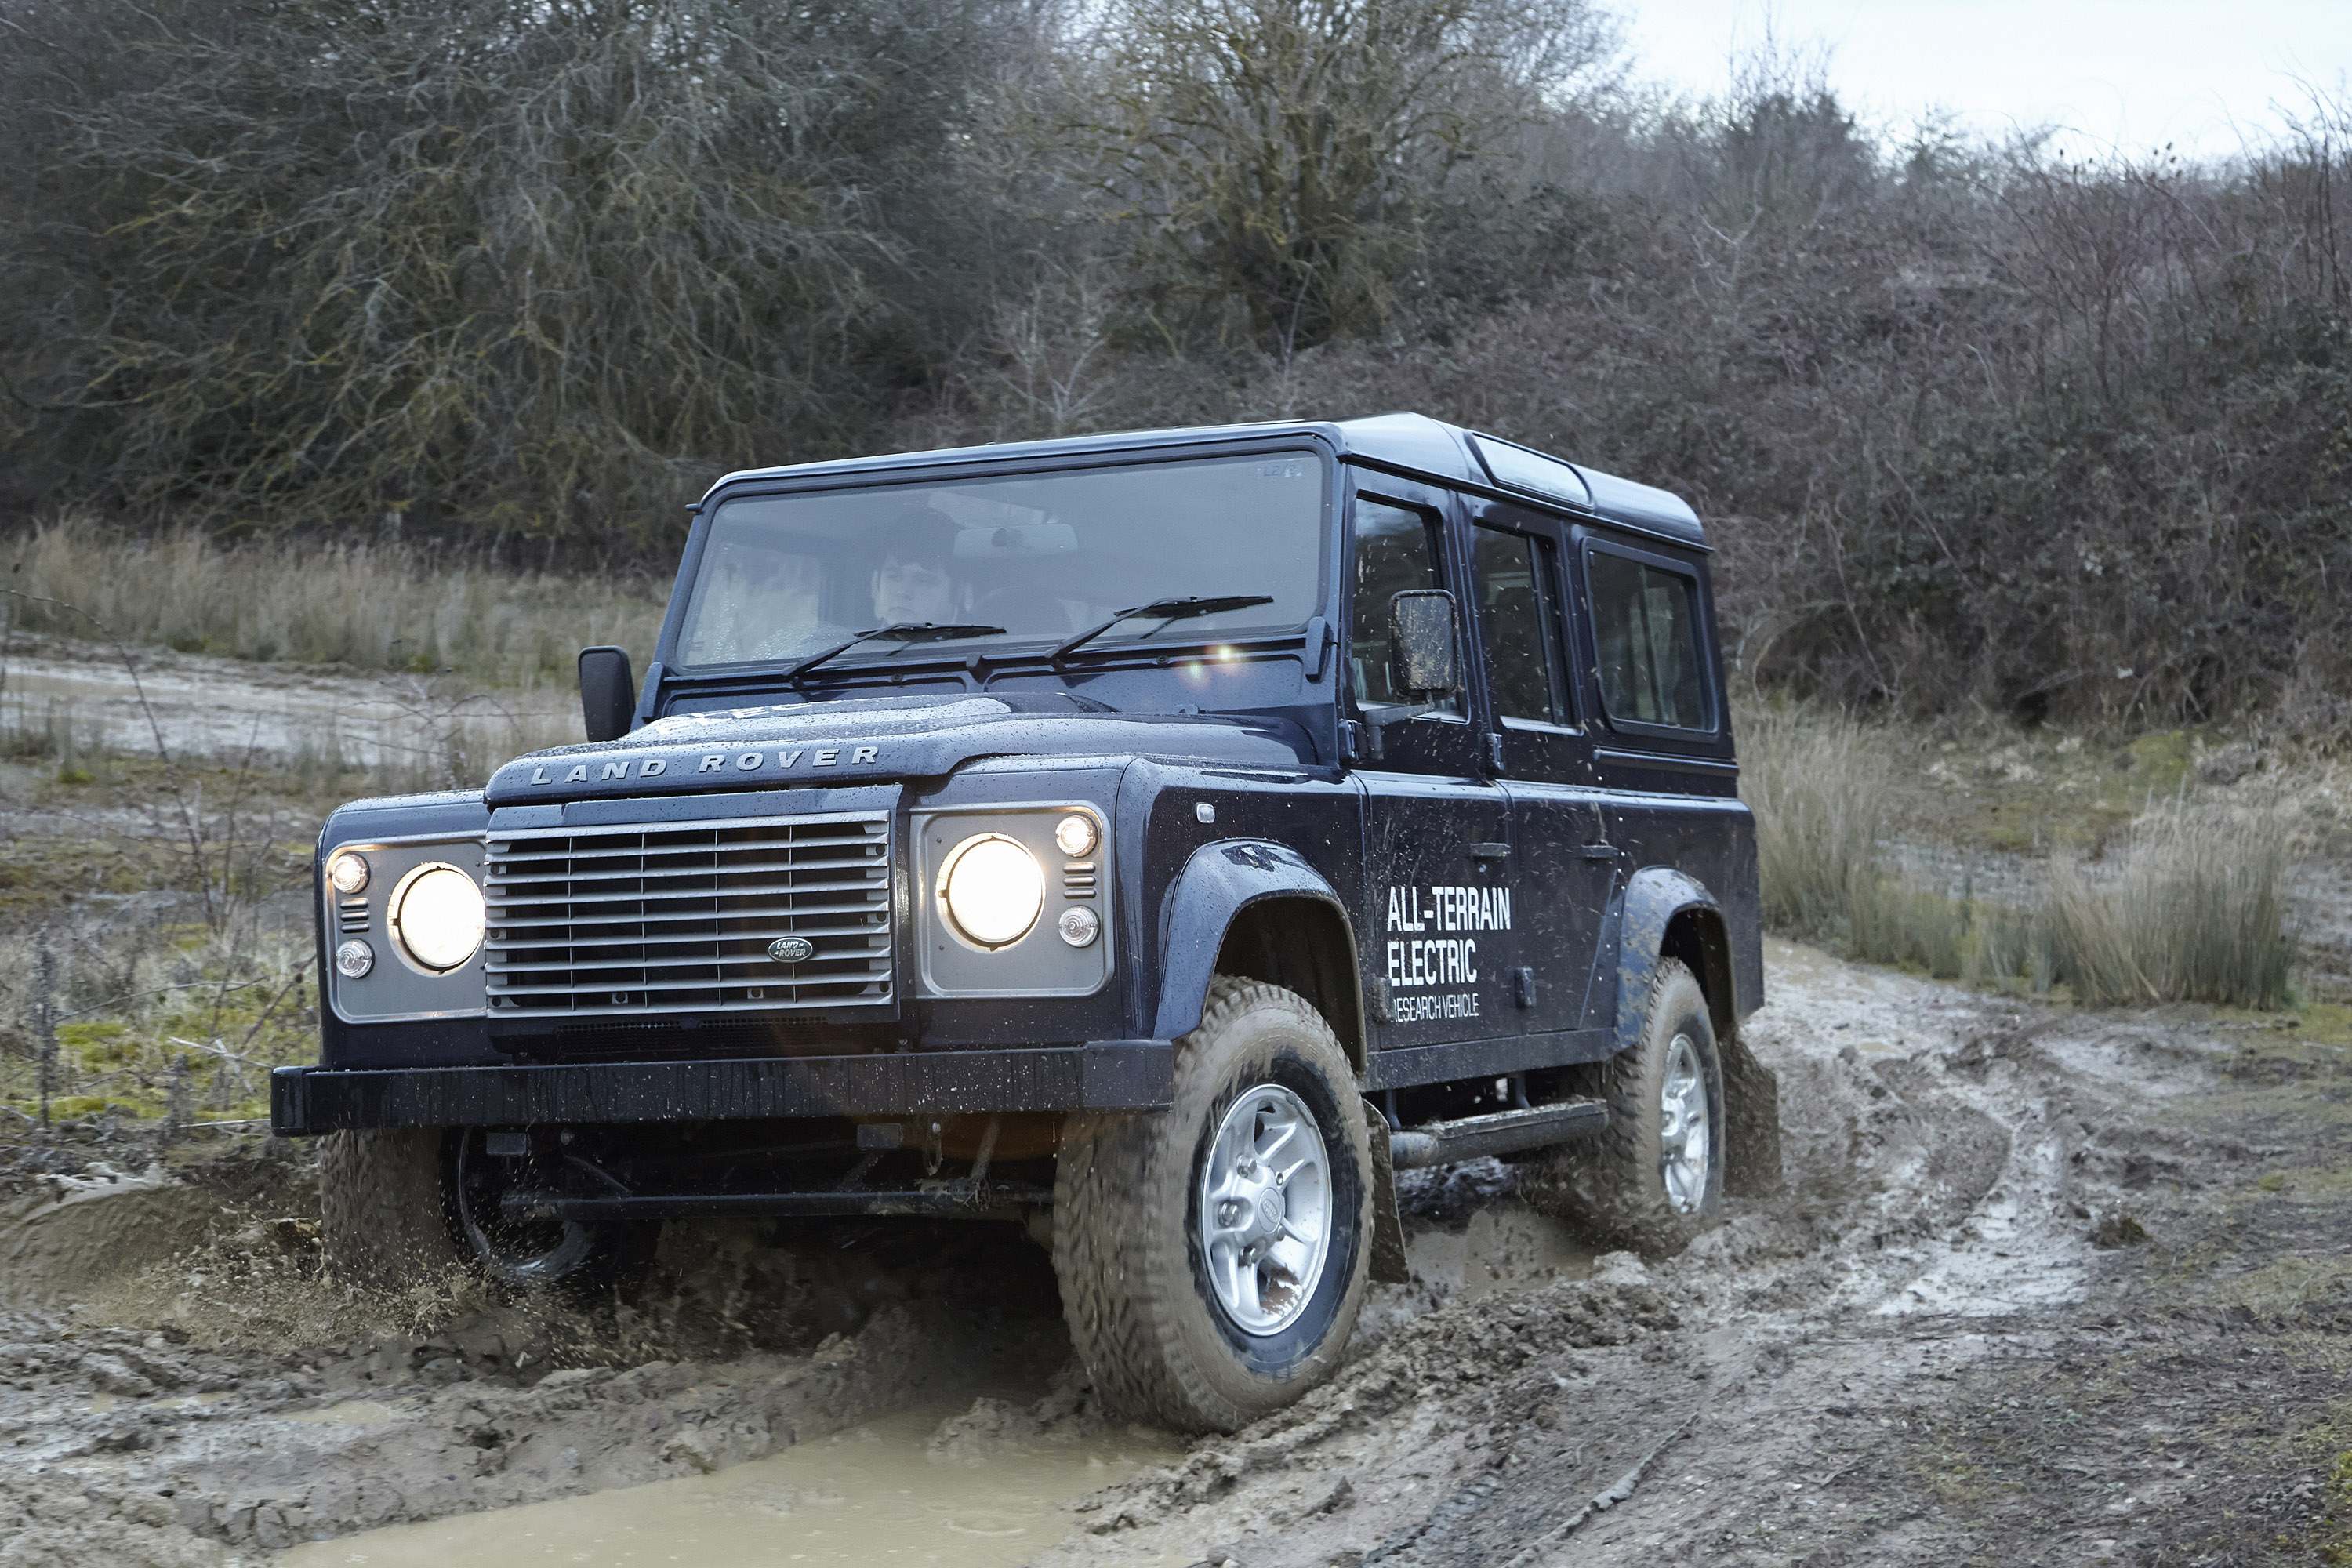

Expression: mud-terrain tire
xmin=318 ymin=1129 xmax=455 ymax=1288
xmin=1526 ymin=959 xmax=1725 ymax=1252
xmin=445 ymin=1127 xmax=655 ymax=1299
xmin=1054 ymin=976 xmax=1374 ymax=1433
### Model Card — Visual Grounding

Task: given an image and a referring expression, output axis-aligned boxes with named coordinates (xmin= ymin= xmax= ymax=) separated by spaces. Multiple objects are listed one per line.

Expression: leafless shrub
xmin=0 ymin=0 xmax=1013 ymax=546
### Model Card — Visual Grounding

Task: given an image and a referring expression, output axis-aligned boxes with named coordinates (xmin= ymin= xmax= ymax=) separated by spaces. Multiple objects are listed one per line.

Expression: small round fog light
xmin=1054 ymin=814 xmax=1098 ymax=858
xmin=328 ymin=851 xmax=370 ymax=895
xmin=335 ymin=938 xmax=375 ymax=978
xmin=1058 ymin=906 xmax=1101 ymax=947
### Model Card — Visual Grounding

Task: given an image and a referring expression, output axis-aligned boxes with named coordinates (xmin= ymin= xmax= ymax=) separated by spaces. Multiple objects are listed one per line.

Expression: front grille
xmin=484 ymin=811 xmax=894 ymax=1019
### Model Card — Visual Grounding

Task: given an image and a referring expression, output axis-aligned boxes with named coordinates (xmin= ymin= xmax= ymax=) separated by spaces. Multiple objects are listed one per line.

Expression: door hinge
xmin=1512 ymin=967 xmax=1536 ymax=1008
xmin=1482 ymin=732 xmax=1506 ymax=775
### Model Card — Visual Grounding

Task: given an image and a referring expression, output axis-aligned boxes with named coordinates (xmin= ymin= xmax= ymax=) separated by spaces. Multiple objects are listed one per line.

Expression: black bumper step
xmin=270 ymin=1041 xmax=1173 ymax=1135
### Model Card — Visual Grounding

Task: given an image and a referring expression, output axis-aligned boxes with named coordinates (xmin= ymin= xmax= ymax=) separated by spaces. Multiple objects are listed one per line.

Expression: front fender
xmin=1152 ymin=840 xmax=1353 ymax=1043
xmin=1609 ymin=867 xmax=1719 ymax=1055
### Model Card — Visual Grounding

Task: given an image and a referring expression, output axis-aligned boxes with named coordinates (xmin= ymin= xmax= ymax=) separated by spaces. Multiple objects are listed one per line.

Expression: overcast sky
xmin=1621 ymin=1 xmax=2350 ymax=161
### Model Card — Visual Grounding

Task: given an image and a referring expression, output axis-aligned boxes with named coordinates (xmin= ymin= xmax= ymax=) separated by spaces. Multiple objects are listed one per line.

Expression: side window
xmin=1588 ymin=549 xmax=1711 ymax=732
xmin=1349 ymin=499 xmax=1460 ymax=716
xmin=1472 ymin=525 xmax=1565 ymax=725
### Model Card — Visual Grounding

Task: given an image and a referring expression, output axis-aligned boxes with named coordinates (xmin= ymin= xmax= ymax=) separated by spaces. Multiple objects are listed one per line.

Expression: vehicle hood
xmin=482 ymin=691 xmax=1313 ymax=805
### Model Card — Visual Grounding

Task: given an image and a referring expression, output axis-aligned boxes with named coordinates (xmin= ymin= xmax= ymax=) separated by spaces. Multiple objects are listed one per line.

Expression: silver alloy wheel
xmin=1659 ymin=1032 xmax=1712 ymax=1213
xmin=1197 ymin=1083 xmax=1333 ymax=1336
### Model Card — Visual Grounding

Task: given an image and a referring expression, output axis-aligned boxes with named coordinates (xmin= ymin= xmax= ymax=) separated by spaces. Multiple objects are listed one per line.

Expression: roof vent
xmin=1469 ymin=434 xmax=1592 ymax=511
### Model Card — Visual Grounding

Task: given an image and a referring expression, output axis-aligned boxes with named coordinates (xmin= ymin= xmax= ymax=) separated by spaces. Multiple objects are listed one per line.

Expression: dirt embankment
xmin=7 ymin=938 xmax=2350 ymax=1566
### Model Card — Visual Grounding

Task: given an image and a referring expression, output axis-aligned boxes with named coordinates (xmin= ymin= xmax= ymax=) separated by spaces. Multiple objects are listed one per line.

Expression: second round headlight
xmin=938 ymin=833 xmax=1046 ymax=949
xmin=391 ymin=863 xmax=487 ymax=971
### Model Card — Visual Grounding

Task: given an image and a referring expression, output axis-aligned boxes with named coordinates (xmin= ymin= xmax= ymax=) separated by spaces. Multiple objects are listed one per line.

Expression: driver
xmin=872 ymin=509 xmax=967 ymax=626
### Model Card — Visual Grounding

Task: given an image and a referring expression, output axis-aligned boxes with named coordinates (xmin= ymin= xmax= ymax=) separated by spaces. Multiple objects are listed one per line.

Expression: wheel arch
xmin=1153 ymin=841 xmax=1366 ymax=1073
xmin=1613 ymin=866 xmax=1780 ymax=1197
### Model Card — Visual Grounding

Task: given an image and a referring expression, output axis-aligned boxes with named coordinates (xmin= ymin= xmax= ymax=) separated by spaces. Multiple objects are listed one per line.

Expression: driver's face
xmin=874 ymin=555 xmax=957 ymax=625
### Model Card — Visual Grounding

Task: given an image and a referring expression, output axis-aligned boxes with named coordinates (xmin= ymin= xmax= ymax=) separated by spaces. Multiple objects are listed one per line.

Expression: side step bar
xmin=503 ymin=1185 xmax=1052 ymax=1222
xmin=1387 ymin=1098 xmax=1607 ymax=1170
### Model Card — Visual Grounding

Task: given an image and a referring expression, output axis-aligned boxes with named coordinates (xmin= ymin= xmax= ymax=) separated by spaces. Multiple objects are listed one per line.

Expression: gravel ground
xmin=5 ymin=936 xmax=2348 ymax=1566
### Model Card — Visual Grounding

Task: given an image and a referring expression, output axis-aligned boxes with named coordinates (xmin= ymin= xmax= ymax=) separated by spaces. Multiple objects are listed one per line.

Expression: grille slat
xmin=484 ymin=812 xmax=895 ymax=1018
xmin=489 ymin=864 xmax=885 ymax=891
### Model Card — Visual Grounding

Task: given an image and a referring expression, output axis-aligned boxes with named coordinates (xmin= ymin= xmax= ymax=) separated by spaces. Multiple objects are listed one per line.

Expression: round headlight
xmin=938 ymin=834 xmax=1045 ymax=949
xmin=1054 ymin=814 xmax=1099 ymax=858
xmin=327 ymin=851 xmax=370 ymax=895
xmin=391 ymin=863 xmax=486 ymax=971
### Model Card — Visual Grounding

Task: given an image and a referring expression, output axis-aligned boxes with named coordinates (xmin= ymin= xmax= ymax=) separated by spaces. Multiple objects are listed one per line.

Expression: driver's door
xmin=1346 ymin=477 xmax=1517 ymax=1060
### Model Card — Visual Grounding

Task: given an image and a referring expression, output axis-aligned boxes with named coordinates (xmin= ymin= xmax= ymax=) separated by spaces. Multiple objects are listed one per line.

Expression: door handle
xmin=1465 ymin=842 xmax=1511 ymax=862
xmin=1579 ymin=843 xmax=1621 ymax=860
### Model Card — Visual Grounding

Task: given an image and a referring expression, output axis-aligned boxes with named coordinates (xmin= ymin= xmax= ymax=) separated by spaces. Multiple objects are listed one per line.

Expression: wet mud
xmin=6 ymin=936 xmax=2347 ymax=1565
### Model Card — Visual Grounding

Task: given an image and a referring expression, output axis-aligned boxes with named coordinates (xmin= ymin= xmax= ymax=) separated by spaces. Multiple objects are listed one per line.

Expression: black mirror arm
xmin=1355 ymin=699 xmax=1446 ymax=760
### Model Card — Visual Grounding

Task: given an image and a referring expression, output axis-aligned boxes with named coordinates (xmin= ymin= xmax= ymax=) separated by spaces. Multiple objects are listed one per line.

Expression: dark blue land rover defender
xmin=274 ymin=414 xmax=1775 ymax=1432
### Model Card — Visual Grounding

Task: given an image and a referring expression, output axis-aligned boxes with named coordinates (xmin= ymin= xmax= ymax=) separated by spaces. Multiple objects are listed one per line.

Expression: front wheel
xmin=446 ymin=1129 xmax=655 ymax=1298
xmin=1054 ymin=977 xmax=1373 ymax=1432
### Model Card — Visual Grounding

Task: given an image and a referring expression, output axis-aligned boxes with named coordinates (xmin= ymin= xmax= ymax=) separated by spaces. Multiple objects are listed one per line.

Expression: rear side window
xmin=1588 ymin=548 xmax=1711 ymax=732
xmin=1471 ymin=526 xmax=1565 ymax=725
xmin=1349 ymin=499 xmax=1460 ymax=716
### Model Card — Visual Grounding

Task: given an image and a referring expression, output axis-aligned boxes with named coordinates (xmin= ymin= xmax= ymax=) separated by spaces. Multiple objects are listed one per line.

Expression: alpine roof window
xmin=1469 ymin=434 xmax=1591 ymax=512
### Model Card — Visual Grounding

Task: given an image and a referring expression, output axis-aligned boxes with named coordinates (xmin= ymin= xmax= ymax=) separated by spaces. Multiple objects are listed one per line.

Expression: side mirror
xmin=579 ymin=647 xmax=636 ymax=742
xmin=1387 ymin=590 xmax=1458 ymax=696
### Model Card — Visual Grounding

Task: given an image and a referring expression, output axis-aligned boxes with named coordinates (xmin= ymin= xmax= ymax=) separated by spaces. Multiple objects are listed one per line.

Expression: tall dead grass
xmin=2 ymin=515 xmax=666 ymax=686
xmin=1740 ymin=705 xmax=2298 ymax=1009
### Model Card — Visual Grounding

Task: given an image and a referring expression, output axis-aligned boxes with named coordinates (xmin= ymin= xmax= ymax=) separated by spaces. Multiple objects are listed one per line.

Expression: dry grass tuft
xmin=2045 ymin=808 xmax=2296 ymax=1009
xmin=2 ymin=514 xmax=664 ymax=687
xmin=1740 ymin=703 xmax=1893 ymax=939
xmin=1740 ymin=704 xmax=2298 ymax=1009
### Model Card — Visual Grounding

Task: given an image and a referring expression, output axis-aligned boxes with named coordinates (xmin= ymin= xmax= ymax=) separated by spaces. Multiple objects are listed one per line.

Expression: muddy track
xmin=5 ymin=938 xmax=2345 ymax=1566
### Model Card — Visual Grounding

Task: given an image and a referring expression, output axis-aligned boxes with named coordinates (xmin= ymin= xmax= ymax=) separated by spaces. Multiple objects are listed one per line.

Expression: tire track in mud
xmin=0 ymin=939 xmax=2282 ymax=1565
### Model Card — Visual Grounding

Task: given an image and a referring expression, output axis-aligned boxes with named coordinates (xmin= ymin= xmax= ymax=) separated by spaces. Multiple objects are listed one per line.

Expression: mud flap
xmin=1365 ymin=1111 xmax=1410 ymax=1284
xmin=1720 ymin=1026 xmax=1782 ymax=1197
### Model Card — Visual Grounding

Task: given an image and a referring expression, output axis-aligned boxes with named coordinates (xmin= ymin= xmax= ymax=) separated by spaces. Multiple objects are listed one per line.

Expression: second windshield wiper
xmin=783 ymin=623 xmax=1007 ymax=688
xmin=1050 ymin=596 xmax=1276 ymax=668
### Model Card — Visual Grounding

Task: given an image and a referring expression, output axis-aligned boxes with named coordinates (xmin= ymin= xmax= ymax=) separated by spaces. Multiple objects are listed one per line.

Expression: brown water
xmin=274 ymin=1403 xmax=1184 ymax=1568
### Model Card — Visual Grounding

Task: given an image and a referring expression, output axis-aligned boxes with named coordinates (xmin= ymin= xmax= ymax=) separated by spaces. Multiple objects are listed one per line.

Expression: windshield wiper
xmin=1049 ymin=596 xmax=1276 ymax=668
xmin=783 ymin=623 xmax=1007 ymax=688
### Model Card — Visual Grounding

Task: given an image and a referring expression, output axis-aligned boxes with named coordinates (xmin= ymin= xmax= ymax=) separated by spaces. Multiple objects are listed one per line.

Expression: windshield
xmin=674 ymin=451 xmax=1329 ymax=671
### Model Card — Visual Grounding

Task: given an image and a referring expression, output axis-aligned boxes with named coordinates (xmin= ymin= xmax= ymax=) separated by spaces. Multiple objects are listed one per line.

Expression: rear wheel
xmin=1526 ymin=959 xmax=1725 ymax=1250
xmin=1055 ymin=977 xmax=1373 ymax=1432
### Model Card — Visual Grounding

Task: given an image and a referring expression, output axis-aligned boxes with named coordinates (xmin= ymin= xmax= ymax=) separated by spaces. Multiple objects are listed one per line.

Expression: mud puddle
xmin=276 ymin=1402 xmax=1182 ymax=1568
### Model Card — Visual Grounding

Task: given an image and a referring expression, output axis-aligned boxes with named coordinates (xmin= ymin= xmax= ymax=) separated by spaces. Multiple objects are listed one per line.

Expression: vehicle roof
xmin=702 ymin=412 xmax=1707 ymax=550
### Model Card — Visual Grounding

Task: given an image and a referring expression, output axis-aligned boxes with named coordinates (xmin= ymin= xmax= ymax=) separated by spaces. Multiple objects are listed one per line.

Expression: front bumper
xmin=270 ymin=1040 xmax=1173 ymax=1135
